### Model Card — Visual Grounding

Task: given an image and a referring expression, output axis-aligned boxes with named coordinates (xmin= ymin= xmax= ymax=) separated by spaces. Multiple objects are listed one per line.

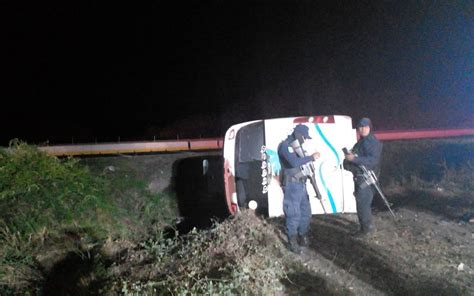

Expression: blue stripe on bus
xmin=315 ymin=124 xmax=341 ymax=165
xmin=314 ymin=124 xmax=338 ymax=213
xmin=318 ymin=162 xmax=337 ymax=213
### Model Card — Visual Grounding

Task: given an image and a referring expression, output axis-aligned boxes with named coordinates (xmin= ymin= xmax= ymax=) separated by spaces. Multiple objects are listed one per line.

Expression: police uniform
xmin=344 ymin=118 xmax=383 ymax=234
xmin=277 ymin=125 xmax=315 ymax=252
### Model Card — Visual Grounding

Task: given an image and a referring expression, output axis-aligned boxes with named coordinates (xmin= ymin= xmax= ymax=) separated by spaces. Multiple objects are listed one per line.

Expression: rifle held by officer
xmin=290 ymin=136 xmax=326 ymax=213
xmin=343 ymin=148 xmax=396 ymax=219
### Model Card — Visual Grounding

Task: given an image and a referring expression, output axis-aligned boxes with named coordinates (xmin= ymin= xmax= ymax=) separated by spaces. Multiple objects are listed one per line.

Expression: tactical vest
xmin=282 ymin=167 xmax=306 ymax=185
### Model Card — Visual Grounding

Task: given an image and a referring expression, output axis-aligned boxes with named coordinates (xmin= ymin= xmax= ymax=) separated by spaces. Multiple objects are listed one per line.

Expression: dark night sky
xmin=1 ymin=1 xmax=473 ymax=145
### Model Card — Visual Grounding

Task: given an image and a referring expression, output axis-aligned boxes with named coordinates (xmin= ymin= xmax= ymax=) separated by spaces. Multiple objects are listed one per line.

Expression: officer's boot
xmin=354 ymin=224 xmax=376 ymax=238
xmin=288 ymin=236 xmax=301 ymax=254
xmin=300 ymin=235 xmax=310 ymax=247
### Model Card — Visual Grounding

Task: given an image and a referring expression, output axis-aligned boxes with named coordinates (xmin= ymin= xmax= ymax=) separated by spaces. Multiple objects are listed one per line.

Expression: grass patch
xmin=92 ymin=158 xmax=178 ymax=238
xmin=0 ymin=140 xmax=178 ymax=293
xmin=0 ymin=140 xmax=113 ymax=238
xmin=380 ymin=137 xmax=474 ymax=191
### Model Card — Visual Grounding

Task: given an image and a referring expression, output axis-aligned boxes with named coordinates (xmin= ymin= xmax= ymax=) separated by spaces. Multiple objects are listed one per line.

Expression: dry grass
xmin=111 ymin=210 xmax=288 ymax=295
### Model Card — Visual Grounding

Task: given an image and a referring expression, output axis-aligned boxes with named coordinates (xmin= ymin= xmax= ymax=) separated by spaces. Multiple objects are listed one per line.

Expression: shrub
xmin=0 ymin=140 xmax=178 ymax=291
xmin=117 ymin=210 xmax=286 ymax=295
xmin=0 ymin=140 xmax=114 ymax=239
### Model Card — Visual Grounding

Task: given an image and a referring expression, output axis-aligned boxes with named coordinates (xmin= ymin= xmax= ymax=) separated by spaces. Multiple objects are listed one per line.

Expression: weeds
xmin=116 ymin=210 xmax=286 ymax=295
xmin=381 ymin=138 xmax=474 ymax=191
xmin=437 ymin=159 xmax=474 ymax=191
xmin=0 ymin=141 xmax=178 ymax=293
xmin=85 ymin=156 xmax=178 ymax=240
xmin=0 ymin=140 xmax=113 ymax=239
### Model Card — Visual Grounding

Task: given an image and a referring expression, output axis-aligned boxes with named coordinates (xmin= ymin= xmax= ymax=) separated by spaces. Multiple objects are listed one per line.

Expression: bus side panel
xmin=333 ymin=115 xmax=358 ymax=213
xmin=264 ymin=118 xmax=296 ymax=217
xmin=308 ymin=121 xmax=357 ymax=214
xmin=341 ymin=124 xmax=358 ymax=213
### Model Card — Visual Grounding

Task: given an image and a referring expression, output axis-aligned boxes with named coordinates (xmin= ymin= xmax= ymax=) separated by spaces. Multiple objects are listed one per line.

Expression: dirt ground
xmin=275 ymin=188 xmax=473 ymax=295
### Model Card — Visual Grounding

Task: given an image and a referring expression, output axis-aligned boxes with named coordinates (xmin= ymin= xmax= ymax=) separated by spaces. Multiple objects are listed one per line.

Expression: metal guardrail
xmin=375 ymin=128 xmax=474 ymax=141
xmin=38 ymin=138 xmax=224 ymax=156
xmin=37 ymin=128 xmax=474 ymax=156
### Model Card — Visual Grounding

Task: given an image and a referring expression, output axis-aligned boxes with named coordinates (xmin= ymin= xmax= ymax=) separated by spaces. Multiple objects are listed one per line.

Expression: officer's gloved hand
xmin=345 ymin=152 xmax=355 ymax=161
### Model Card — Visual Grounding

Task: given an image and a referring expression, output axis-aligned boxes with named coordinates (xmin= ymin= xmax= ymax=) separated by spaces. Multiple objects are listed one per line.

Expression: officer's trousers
xmin=283 ymin=182 xmax=312 ymax=238
xmin=355 ymin=184 xmax=374 ymax=231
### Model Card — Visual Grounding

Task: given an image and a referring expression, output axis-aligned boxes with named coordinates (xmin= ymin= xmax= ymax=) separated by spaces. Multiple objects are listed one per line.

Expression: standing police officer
xmin=344 ymin=117 xmax=383 ymax=236
xmin=278 ymin=124 xmax=320 ymax=254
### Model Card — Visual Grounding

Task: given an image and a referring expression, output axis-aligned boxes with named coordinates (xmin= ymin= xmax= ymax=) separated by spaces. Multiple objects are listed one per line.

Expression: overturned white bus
xmin=223 ymin=115 xmax=359 ymax=217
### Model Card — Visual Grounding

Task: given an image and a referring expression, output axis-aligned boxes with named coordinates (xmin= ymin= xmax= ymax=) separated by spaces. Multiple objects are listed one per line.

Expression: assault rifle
xmin=343 ymin=148 xmax=396 ymax=219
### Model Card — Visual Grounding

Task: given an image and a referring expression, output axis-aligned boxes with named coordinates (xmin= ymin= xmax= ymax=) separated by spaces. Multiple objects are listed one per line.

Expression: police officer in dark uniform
xmin=344 ymin=117 xmax=383 ymax=236
xmin=278 ymin=124 xmax=320 ymax=254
